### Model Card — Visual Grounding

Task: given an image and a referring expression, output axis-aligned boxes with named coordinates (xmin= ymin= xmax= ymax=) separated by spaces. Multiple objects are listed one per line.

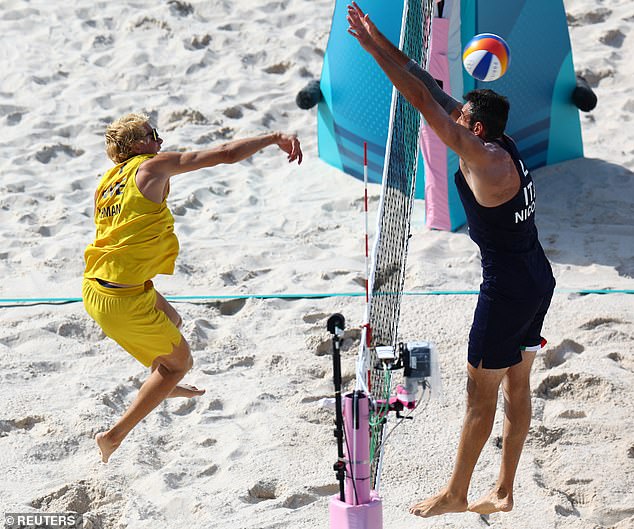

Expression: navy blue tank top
xmin=455 ymin=135 xmax=555 ymax=299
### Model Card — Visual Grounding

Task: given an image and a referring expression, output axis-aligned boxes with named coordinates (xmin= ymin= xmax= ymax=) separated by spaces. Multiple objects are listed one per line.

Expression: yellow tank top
xmin=84 ymin=154 xmax=180 ymax=284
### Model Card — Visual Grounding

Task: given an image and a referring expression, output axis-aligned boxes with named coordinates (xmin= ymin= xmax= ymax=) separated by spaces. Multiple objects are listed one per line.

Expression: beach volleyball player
xmin=347 ymin=3 xmax=555 ymax=517
xmin=83 ymin=114 xmax=302 ymax=463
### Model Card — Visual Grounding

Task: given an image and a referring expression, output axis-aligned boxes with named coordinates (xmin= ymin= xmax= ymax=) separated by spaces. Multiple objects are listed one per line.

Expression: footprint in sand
xmin=168 ymin=0 xmax=194 ymax=17
xmin=206 ymin=399 xmax=224 ymax=412
xmin=27 ymin=436 xmax=80 ymax=462
xmin=171 ymin=399 xmax=197 ymax=416
xmin=198 ymin=463 xmax=219 ymax=477
xmin=308 ymin=484 xmax=340 ymax=497
xmin=320 ymin=270 xmax=351 ymax=281
xmin=227 ymin=355 xmax=255 ymax=369
xmin=557 ymin=409 xmax=587 ymax=419
xmin=166 ymin=108 xmax=208 ymax=129
xmin=308 ymin=334 xmax=333 ymax=357
xmin=554 ymin=500 xmax=580 ymax=518
xmin=186 ymin=318 xmax=216 ymax=351
xmin=92 ymin=34 xmax=114 ymax=48
xmin=6 ymin=111 xmax=23 ymax=125
xmin=35 ymin=144 xmax=85 ymax=164
xmin=579 ymin=317 xmax=623 ymax=330
xmin=543 ymin=339 xmax=584 ymax=368
xmin=223 ymin=106 xmax=243 ymax=119
xmin=269 ymin=354 xmax=289 ymax=369
xmin=32 ymin=479 xmax=124 ymax=519
xmin=0 ymin=415 xmax=45 ymax=437
xmin=567 ymin=7 xmax=612 ymax=26
xmin=1 ymin=103 xmax=27 ymax=126
xmin=246 ymin=480 xmax=317 ymax=508
xmin=263 ymin=61 xmax=291 ymax=75
xmin=214 ymin=298 xmax=247 ymax=316
xmin=245 ymin=479 xmax=278 ymax=503
xmin=302 ymin=312 xmax=329 ymax=324
xmin=184 ymin=34 xmax=211 ymax=50
xmin=599 ymin=28 xmax=626 ymax=48
xmin=100 ymin=383 xmax=135 ymax=412
xmin=282 ymin=493 xmax=317 ymax=509
xmin=535 ymin=372 xmax=614 ymax=401
xmin=163 ymin=471 xmax=187 ymax=489
xmin=261 ymin=112 xmax=276 ymax=128
xmin=45 ymin=318 xmax=105 ymax=341
xmin=130 ymin=16 xmax=171 ymax=33
xmin=529 ymin=424 xmax=566 ymax=447
xmin=606 ymin=352 xmax=634 ymax=373
xmin=219 ymin=23 xmax=242 ymax=31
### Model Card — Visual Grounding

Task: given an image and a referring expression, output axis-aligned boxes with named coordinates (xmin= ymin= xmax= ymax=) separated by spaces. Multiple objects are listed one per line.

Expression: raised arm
xmin=347 ymin=4 xmax=485 ymax=163
xmin=349 ymin=1 xmax=410 ymax=68
xmin=136 ymin=132 xmax=302 ymax=203
xmin=347 ymin=2 xmax=461 ymax=118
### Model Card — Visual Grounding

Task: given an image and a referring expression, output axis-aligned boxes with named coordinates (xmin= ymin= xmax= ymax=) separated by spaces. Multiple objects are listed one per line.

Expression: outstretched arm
xmin=147 ymin=132 xmax=301 ymax=176
xmin=347 ymin=4 xmax=482 ymax=163
xmin=347 ymin=2 xmax=461 ymax=118
xmin=347 ymin=1 xmax=410 ymax=67
xmin=136 ymin=132 xmax=302 ymax=202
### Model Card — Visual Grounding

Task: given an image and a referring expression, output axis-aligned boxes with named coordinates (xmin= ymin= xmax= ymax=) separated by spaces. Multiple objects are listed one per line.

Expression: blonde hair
xmin=105 ymin=113 xmax=151 ymax=163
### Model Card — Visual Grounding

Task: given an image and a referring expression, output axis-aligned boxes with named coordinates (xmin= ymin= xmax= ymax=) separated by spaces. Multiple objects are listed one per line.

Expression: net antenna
xmin=356 ymin=0 xmax=435 ymax=491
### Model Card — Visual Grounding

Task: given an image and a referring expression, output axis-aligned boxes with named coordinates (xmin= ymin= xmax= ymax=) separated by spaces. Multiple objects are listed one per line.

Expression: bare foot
xmin=409 ymin=489 xmax=468 ymax=518
xmin=468 ymin=488 xmax=513 ymax=514
xmin=167 ymin=384 xmax=206 ymax=398
xmin=96 ymin=432 xmax=120 ymax=463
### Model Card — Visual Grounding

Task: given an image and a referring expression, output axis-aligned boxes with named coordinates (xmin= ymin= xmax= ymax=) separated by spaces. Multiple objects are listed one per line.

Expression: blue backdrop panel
xmin=462 ymin=0 xmax=583 ymax=169
xmin=318 ymin=1 xmax=404 ymax=184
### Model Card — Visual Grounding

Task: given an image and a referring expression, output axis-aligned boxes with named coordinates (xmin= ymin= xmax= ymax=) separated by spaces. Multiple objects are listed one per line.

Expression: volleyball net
xmin=356 ymin=0 xmax=435 ymax=490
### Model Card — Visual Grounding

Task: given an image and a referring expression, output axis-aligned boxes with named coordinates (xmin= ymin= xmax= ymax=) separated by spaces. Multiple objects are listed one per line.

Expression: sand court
xmin=0 ymin=1 xmax=632 ymax=528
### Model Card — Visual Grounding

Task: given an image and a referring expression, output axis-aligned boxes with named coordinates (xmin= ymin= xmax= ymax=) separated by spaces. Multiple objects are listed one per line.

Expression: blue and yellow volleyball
xmin=462 ymin=33 xmax=510 ymax=82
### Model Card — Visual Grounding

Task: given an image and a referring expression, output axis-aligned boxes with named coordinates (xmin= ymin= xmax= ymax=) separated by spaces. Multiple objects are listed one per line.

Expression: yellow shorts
xmin=82 ymin=278 xmax=183 ymax=367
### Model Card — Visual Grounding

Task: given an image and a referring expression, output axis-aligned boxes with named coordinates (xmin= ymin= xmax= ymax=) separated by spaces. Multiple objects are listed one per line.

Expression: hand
xmin=347 ymin=2 xmax=378 ymax=50
xmin=276 ymin=133 xmax=303 ymax=165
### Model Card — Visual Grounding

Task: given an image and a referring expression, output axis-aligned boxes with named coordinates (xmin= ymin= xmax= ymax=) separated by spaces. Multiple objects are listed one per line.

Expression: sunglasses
xmin=146 ymin=127 xmax=160 ymax=142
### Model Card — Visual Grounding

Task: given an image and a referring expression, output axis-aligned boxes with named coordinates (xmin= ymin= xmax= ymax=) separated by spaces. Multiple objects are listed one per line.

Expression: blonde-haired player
xmin=84 ymin=113 xmax=302 ymax=462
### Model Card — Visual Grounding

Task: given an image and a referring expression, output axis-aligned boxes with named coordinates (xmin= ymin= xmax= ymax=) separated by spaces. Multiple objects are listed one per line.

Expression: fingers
xmin=346 ymin=10 xmax=360 ymax=29
xmin=290 ymin=138 xmax=303 ymax=165
xmin=347 ymin=2 xmax=366 ymax=24
xmin=346 ymin=3 xmax=371 ymax=43
xmin=280 ymin=135 xmax=302 ymax=165
xmin=348 ymin=2 xmax=364 ymax=18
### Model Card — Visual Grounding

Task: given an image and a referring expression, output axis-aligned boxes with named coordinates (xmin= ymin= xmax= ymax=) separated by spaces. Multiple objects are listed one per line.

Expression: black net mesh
xmin=368 ymin=0 xmax=434 ymax=487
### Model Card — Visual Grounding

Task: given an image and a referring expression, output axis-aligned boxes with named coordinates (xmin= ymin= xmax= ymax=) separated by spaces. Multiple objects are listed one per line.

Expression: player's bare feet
xmin=409 ymin=489 xmax=468 ymax=518
xmin=167 ymin=384 xmax=206 ymax=398
xmin=96 ymin=432 xmax=120 ymax=463
xmin=468 ymin=488 xmax=513 ymax=514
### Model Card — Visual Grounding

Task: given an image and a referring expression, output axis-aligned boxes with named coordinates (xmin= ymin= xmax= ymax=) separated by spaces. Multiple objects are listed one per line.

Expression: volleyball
xmin=462 ymin=33 xmax=510 ymax=82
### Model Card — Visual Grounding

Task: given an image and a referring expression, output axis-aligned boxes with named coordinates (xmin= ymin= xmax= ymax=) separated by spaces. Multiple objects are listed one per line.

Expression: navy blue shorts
xmin=467 ymin=289 xmax=553 ymax=369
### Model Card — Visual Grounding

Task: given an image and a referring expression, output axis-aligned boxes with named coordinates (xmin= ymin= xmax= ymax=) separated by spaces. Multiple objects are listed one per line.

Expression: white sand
xmin=0 ymin=1 xmax=632 ymax=528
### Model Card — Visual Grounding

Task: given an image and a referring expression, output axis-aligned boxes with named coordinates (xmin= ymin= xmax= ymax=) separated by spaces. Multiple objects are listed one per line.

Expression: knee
xmin=168 ymin=339 xmax=193 ymax=375
xmin=178 ymin=341 xmax=193 ymax=373
xmin=502 ymin=382 xmax=531 ymax=403
xmin=466 ymin=395 xmax=498 ymax=418
xmin=467 ymin=378 xmax=498 ymax=405
xmin=184 ymin=351 xmax=193 ymax=372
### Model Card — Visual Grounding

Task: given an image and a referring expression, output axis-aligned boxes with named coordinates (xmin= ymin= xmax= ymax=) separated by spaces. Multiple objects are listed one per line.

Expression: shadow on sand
xmin=533 ymin=157 xmax=634 ymax=278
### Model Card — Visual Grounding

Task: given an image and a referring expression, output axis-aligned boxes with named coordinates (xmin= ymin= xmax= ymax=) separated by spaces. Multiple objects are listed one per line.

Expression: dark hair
xmin=463 ymin=89 xmax=509 ymax=141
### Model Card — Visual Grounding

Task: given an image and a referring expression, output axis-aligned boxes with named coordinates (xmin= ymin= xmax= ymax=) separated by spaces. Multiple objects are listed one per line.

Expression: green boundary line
xmin=0 ymin=288 xmax=632 ymax=306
